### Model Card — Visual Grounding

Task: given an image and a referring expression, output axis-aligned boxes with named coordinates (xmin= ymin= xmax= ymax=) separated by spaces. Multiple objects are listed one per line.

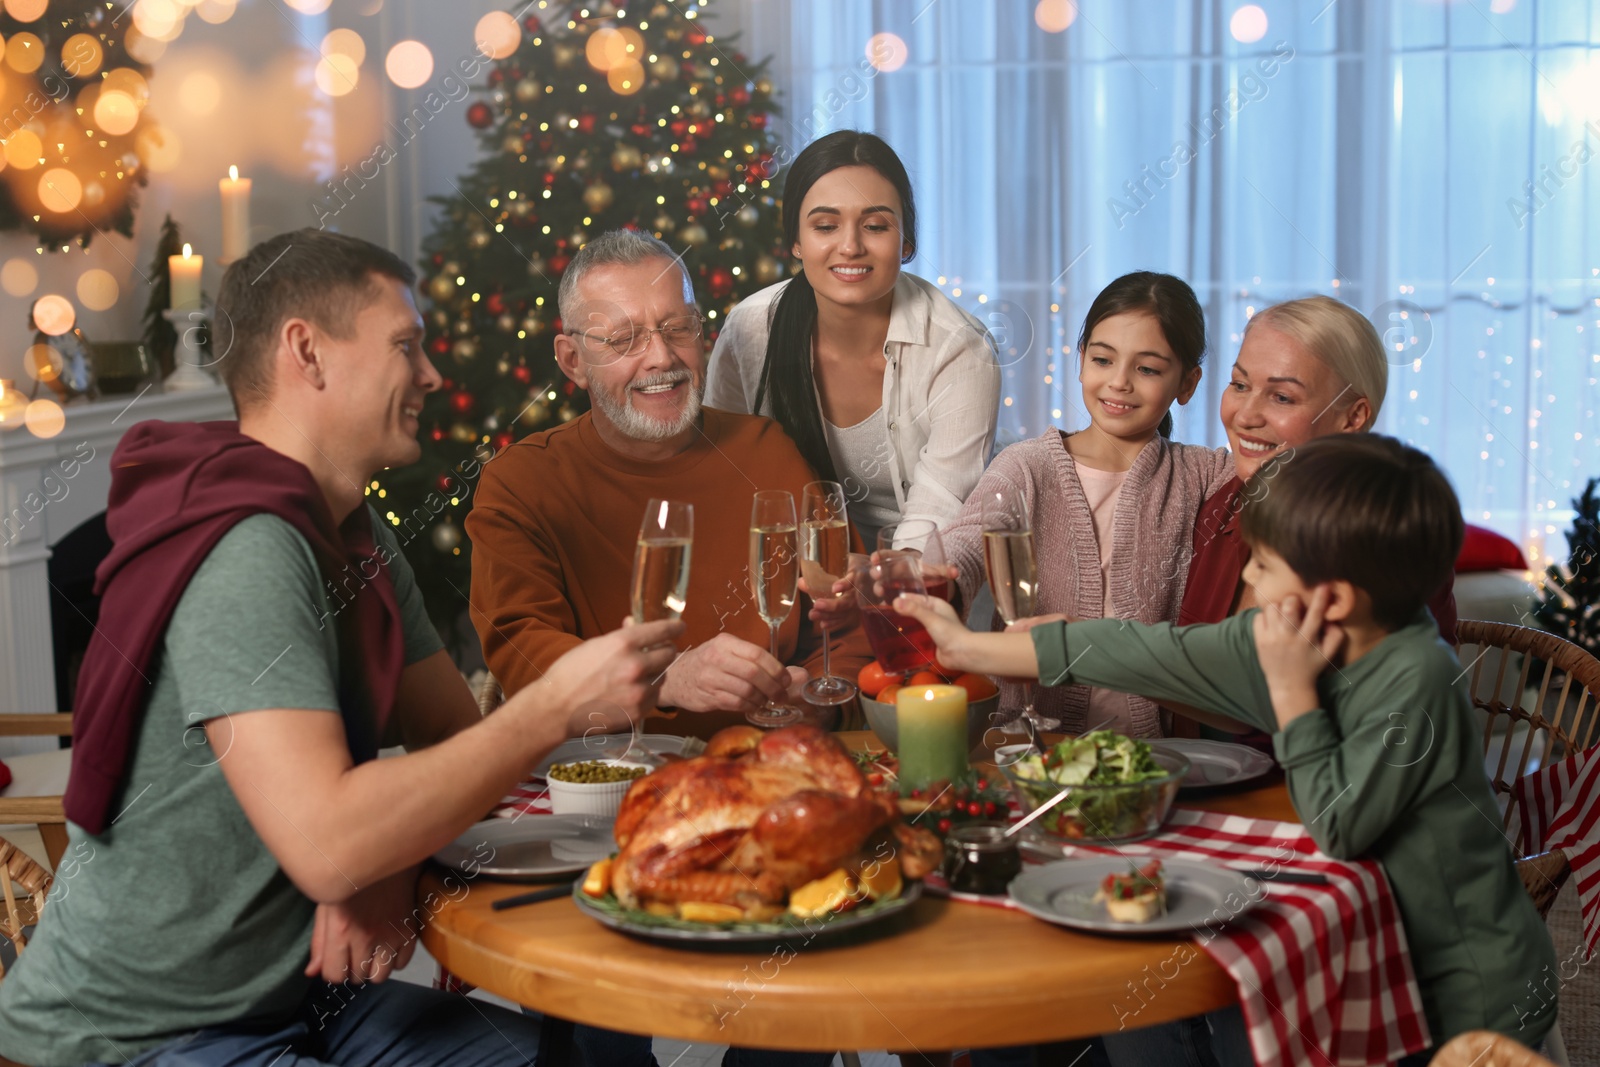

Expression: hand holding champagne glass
xmin=851 ymin=522 xmax=949 ymax=676
xmin=798 ymin=480 xmax=856 ymax=706
xmin=980 ymin=482 xmax=1058 ymax=730
xmin=747 ymin=490 xmax=803 ymax=728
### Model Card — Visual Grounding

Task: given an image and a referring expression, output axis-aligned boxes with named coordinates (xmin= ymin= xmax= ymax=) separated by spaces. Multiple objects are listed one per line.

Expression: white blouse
xmin=706 ymin=272 xmax=1001 ymax=533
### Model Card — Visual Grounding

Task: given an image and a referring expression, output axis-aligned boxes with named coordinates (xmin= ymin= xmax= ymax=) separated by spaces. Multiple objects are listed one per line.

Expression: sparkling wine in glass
xmin=980 ymin=481 xmax=1058 ymax=730
xmin=632 ymin=499 xmax=693 ymax=624
xmin=747 ymin=490 xmax=803 ymax=728
xmin=799 ymin=481 xmax=857 ymax=707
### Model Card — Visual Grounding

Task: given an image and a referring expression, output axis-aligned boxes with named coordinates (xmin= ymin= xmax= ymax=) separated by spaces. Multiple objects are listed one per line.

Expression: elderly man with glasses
xmin=468 ymin=229 xmax=869 ymax=743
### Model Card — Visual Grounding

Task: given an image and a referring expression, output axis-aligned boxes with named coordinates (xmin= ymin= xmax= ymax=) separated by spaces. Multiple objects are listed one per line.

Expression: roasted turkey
xmin=610 ymin=724 xmax=943 ymax=915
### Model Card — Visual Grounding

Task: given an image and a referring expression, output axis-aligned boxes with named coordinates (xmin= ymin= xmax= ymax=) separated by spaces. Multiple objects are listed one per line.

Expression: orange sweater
xmin=467 ymin=409 xmax=872 ymax=735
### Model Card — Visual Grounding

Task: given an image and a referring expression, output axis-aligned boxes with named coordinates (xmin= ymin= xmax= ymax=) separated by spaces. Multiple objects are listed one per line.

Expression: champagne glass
xmin=616 ymin=499 xmax=693 ymax=765
xmin=980 ymin=482 xmax=1059 ymax=731
xmin=747 ymin=490 xmax=803 ymax=728
xmin=632 ymin=499 xmax=693 ymax=623
xmin=799 ymin=481 xmax=857 ymax=706
xmin=852 ymin=522 xmax=948 ymax=677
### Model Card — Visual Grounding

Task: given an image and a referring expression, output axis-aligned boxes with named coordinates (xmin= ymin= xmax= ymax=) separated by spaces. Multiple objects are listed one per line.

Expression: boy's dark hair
xmin=213 ymin=228 xmax=416 ymax=413
xmin=1241 ymin=434 xmax=1464 ymax=630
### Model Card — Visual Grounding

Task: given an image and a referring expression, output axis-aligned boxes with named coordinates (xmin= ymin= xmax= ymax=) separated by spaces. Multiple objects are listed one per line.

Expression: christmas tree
xmin=1532 ymin=478 xmax=1600 ymax=659
xmin=371 ymin=0 xmax=789 ymax=634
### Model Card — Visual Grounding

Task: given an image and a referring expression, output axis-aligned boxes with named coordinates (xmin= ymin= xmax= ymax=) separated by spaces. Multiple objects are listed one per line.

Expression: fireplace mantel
xmin=0 ymin=385 xmax=235 ymax=744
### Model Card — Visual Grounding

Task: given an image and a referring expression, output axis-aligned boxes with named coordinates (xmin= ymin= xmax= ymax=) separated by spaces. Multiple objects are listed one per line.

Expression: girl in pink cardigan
xmin=942 ymin=272 xmax=1234 ymax=737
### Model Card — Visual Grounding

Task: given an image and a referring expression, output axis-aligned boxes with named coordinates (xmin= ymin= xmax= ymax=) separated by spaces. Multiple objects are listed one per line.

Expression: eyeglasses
xmin=569 ymin=313 xmax=704 ymax=363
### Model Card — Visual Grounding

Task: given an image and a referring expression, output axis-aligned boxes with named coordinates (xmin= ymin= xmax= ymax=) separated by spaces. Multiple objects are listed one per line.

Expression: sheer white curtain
xmin=722 ymin=0 xmax=1598 ymax=563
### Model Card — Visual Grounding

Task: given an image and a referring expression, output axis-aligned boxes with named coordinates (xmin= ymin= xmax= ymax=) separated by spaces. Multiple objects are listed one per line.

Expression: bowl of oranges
xmin=856 ymin=660 xmax=1002 ymax=755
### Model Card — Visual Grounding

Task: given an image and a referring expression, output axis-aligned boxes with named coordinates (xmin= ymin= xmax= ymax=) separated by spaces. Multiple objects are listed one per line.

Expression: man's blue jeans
xmin=100 ymin=980 xmax=542 ymax=1066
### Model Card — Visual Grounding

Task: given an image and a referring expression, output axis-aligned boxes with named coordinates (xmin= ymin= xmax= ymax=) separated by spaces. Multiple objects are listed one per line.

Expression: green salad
xmin=1005 ymin=730 xmax=1178 ymax=841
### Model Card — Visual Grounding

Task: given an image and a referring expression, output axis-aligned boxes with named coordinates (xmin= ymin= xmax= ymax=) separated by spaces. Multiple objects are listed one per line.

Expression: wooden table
xmin=419 ymin=733 xmax=1296 ymax=1052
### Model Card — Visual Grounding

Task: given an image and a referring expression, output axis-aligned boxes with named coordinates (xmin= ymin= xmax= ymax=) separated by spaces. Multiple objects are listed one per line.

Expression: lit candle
xmin=169 ymin=243 xmax=202 ymax=311
xmin=896 ymin=684 xmax=969 ymax=794
xmin=219 ymin=165 xmax=252 ymax=263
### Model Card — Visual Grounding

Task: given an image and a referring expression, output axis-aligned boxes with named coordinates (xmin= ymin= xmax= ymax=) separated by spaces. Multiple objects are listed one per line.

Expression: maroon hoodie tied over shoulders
xmin=64 ymin=420 xmax=404 ymax=834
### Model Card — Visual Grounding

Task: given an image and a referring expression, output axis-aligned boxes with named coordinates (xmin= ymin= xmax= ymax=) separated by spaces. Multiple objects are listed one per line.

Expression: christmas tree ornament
xmin=450 ymin=390 xmax=475 ymax=414
xmin=443 ymin=260 xmax=461 ymax=276
xmin=503 ymin=135 xmax=526 ymax=155
xmin=497 ymin=313 xmax=517 ymax=333
xmin=737 ymin=204 xmax=760 ymax=227
xmin=680 ymin=223 xmax=709 ymax=246
xmin=611 ymin=144 xmax=643 ymax=171
xmin=452 ymin=339 xmax=478 ymax=361
xmin=582 ymin=180 xmax=614 ymax=212
xmin=431 ymin=521 xmax=462 ymax=553
xmin=651 ymin=55 xmax=678 ymax=80
xmin=754 ymin=254 xmax=784 ymax=283
xmin=450 ymin=422 xmax=478 ymax=443
xmin=653 ymin=213 xmax=677 ymax=233
xmin=485 ymin=293 xmax=506 ymax=314
xmin=527 ymin=254 xmax=547 ymax=275
xmin=428 ymin=275 xmax=456 ymax=302
xmin=515 ymin=77 xmax=542 ymax=102
xmin=520 ymin=315 xmax=541 ymax=333
xmin=708 ymin=266 xmax=734 ymax=298
xmin=468 ymin=231 xmax=492 ymax=249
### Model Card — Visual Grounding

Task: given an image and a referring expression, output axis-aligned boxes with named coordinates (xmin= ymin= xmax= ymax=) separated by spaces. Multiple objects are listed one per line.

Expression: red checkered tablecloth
xmin=492 ymin=778 xmax=554 ymax=819
xmin=1050 ymin=809 xmax=1431 ymax=1067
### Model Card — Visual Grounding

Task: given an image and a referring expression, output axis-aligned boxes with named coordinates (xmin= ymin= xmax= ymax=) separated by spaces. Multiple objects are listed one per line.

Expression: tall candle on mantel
xmin=169 ymin=243 xmax=202 ymax=310
xmin=896 ymin=684 xmax=969 ymax=794
xmin=219 ymin=165 xmax=251 ymax=263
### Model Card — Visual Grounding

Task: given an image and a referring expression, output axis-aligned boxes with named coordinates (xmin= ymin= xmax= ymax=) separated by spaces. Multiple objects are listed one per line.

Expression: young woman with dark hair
xmin=940 ymin=271 xmax=1235 ymax=738
xmin=706 ymin=131 xmax=1000 ymax=548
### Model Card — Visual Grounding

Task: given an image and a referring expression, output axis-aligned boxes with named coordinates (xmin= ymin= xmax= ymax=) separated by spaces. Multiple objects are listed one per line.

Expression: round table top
xmin=419 ymin=732 xmax=1296 ymax=1052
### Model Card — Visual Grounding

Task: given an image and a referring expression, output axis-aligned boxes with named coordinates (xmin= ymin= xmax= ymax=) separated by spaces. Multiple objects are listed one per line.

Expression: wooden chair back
xmin=0 ymin=836 xmax=52 ymax=983
xmin=0 ymin=714 xmax=75 ymax=869
xmin=1456 ymin=620 xmax=1600 ymax=919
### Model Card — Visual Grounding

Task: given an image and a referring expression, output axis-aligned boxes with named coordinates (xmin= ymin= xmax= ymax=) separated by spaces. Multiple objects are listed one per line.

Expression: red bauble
xmin=686 ymin=196 xmax=708 ymax=216
xmin=687 ymin=28 xmax=706 ymax=45
xmin=708 ymin=267 xmax=734 ymax=298
xmin=669 ymin=119 xmax=689 ymax=137
xmin=731 ymin=86 xmax=750 ymax=105
xmin=493 ymin=433 xmax=514 ymax=451
xmin=437 ymin=474 xmax=455 ymax=492
xmin=523 ymin=15 xmax=541 ymax=31
xmin=489 ymin=69 xmax=504 ymax=84
xmin=712 ymin=179 xmax=733 ymax=198
xmin=431 ymin=428 xmax=445 ymax=442
xmin=466 ymin=102 xmax=494 ymax=129
xmin=631 ymin=123 xmax=650 ymax=137
xmin=749 ymin=114 xmax=768 ymax=130
xmin=563 ymin=380 xmax=577 ymax=395
xmin=430 ymin=337 xmax=450 ymax=356
xmin=679 ymin=137 xmax=697 ymax=153
xmin=543 ymin=172 xmax=557 ymax=185
xmin=577 ymin=114 xmax=596 ymax=134
xmin=431 ymin=253 xmax=444 ymax=266
xmin=449 ymin=391 xmax=474 ymax=415
xmin=512 ymin=365 xmax=533 ymax=384
xmin=548 ymin=253 xmax=571 ymax=275
xmin=715 ymin=94 xmax=726 ymax=108
xmin=485 ymin=292 xmax=505 ymax=314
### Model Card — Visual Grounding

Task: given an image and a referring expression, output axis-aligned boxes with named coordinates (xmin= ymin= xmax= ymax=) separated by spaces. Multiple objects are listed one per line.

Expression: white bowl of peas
xmin=545 ymin=760 xmax=654 ymax=818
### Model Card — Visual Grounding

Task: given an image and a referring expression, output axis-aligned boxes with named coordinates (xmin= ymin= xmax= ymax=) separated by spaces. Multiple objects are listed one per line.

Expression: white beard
xmin=591 ymin=369 xmax=703 ymax=442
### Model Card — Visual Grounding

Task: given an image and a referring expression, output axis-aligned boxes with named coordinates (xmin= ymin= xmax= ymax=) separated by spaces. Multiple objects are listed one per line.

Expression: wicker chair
xmin=1456 ymin=620 xmax=1600 ymax=917
xmin=0 ymin=714 xmax=74 ymax=870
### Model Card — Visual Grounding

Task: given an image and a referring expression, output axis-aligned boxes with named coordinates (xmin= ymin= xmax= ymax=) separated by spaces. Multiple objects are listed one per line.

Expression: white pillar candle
xmin=219 ymin=165 xmax=252 ymax=264
xmin=169 ymin=243 xmax=202 ymax=310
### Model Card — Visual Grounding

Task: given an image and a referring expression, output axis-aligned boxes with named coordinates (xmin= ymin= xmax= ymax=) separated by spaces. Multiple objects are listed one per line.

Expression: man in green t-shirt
xmin=0 ymin=229 xmax=682 ymax=1067
xmin=896 ymin=435 xmax=1558 ymax=1060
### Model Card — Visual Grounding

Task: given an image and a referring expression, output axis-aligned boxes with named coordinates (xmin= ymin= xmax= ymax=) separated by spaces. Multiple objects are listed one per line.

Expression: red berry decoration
xmin=966 ymin=801 xmax=983 ymax=817
xmin=449 ymin=390 xmax=474 ymax=415
xmin=466 ymin=102 xmax=494 ymax=129
xmin=937 ymin=818 xmax=953 ymax=833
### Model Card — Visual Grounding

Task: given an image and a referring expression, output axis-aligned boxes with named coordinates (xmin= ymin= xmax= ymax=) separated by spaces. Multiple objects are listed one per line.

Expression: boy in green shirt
xmin=896 ymin=434 xmax=1557 ymax=1055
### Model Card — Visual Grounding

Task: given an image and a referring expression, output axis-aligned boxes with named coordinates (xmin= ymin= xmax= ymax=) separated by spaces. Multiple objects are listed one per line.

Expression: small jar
xmin=943 ymin=821 xmax=1021 ymax=895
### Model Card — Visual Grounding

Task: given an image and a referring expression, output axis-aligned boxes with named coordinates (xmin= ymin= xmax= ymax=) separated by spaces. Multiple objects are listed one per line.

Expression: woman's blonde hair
xmin=1247 ymin=295 xmax=1387 ymax=428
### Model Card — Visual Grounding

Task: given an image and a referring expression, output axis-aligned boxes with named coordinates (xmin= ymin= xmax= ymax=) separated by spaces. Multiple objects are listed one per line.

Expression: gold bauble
xmin=430 ymin=309 xmax=450 ymax=329
xmin=514 ymin=77 xmax=541 ymax=102
xmin=653 ymin=213 xmax=676 ymax=233
xmin=503 ymin=135 xmax=525 ymax=155
xmin=553 ymin=43 xmax=580 ymax=68
xmin=520 ymin=315 xmax=541 ymax=333
xmin=519 ymin=399 xmax=550 ymax=423
xmin=558 ymin=404 xmax=578 ymax=422
xmin=511 ymin=199 xmax=533 ymax=218
xmin=680 ymin=223 xmax=708 ymax=246
xmin=582 ymin=180 xmax=614 ymax=212
xmin=452 ymin=338 xmax=478 ymax=361
xmin=468 ymin=231 xmax=492 ymax=250
xmin=570 ymin=229 xmax=588 ymax=248
xmin=497 ymin=313 xmax=517 ymax=333
xmin=755 ymin=78 xmax=773 ymax=95
xmin=428 ymin=275 xmax=456 ymax=302
xmin=707 ymin=163 xmax=729 ymax=180
xmin=611 ymin=144 xmax=643 ymax=171
xmin=527 ymin=254 xmax=547 ymax=276
xmin=453 ymin=317 xmax=474 ymax=335
xmin=431 ymin=521 xmax=462 ymax=553
xmin=650 ymin=55 xmax=677 ymax=80
xmin=737 ymin=205 xmax=760 ymax=227
xmin=754 ymin=255 xmax=783 ymax=283
xmin=442 ymin=260 xmax=461 ymax=275
xmin=450 ymin=423 xmax=478 ymax=444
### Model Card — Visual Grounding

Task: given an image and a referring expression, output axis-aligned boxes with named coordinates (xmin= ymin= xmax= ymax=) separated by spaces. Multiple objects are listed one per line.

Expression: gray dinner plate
xmin=433 ymin=815 xmax=616 ymax=882
xmin=574 ymin=880 xmax=924 ymax=946
xmin=532 ymin=734 xmax=688 ymax=779
xmin=1151 ymin=740 xmax=1276 ymax=790
xmin=1008 ymin=857 xmax=1257 ymax=935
